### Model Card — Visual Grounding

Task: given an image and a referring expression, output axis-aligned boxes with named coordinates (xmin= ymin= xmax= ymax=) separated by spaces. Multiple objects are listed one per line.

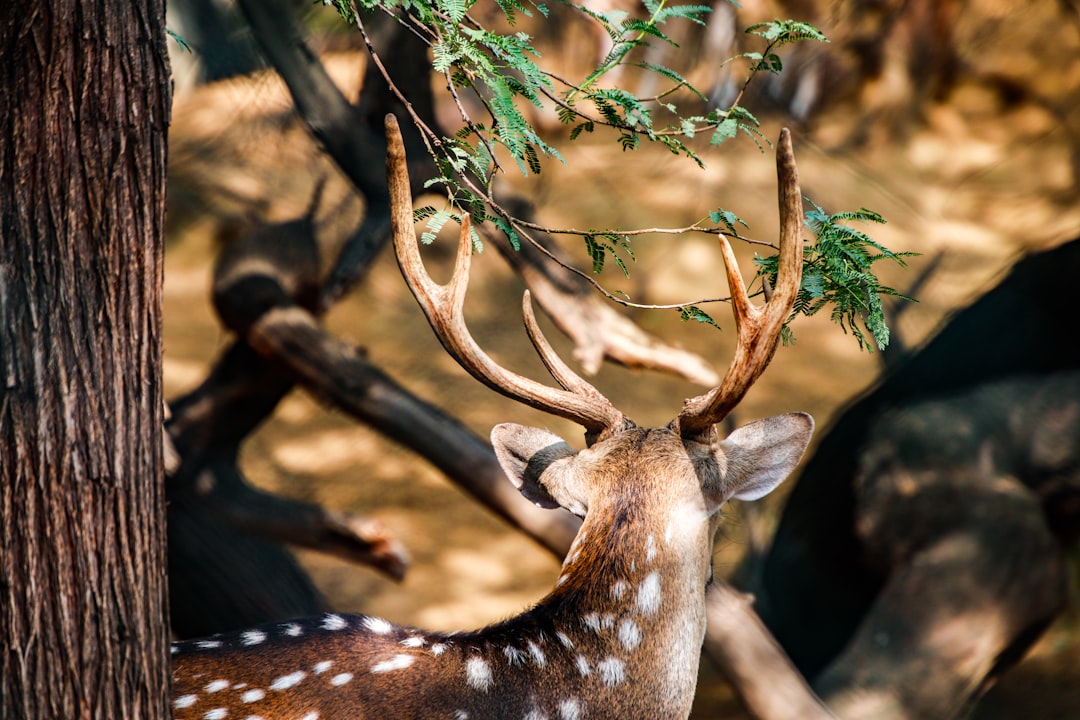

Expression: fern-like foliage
xmin=323 ymin=0 xmax=914 ymax=355
xmin=584 ymin=233 xmax=635 ymax=277
xmin=332 ymin=0 xmax=828 ymax=182
xmin=679 ymin=305 xmax=721 ymax=329
xmin=754 ymin=201 xmax=918 ymax=352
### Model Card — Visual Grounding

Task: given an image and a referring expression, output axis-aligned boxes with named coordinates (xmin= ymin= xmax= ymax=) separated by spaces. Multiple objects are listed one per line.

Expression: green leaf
xmin=492 ymin=216 xmax=521 ymax=251
xmin=166 ymin=28 xmax=192 ymax=53
xmin=746 ymin=19 xmax=828 ymax=44
xmin=754 ymin=200 xmax=915 ymax=351
xmin=584 ymin=235 xmax=605 ymax=273
xmin=438 ymin=0 xmax=469 ymax=23
xmin=654 ymin=4 xmax=713 ymax=27
xmin=679 ymin=305 xmax=721 ymax=329
xmin=748 ymin=52 xmax=783 ymax=74
xmin=710 ymin=117 xmax=739 ymax=145
xmin=638 ymin=62 xmax=707 ymax=101
xmin=709 ymin=208 xmax=749 ymax=235
xmin=420 ymin=209 xmax=454 ymax=245
xmin=413 ymin=206 xmax=439 ymax=223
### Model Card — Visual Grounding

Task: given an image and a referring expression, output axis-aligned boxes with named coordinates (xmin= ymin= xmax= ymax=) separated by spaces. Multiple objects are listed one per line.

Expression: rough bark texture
xmin=0 ymin=2 xmax=171 ymax=718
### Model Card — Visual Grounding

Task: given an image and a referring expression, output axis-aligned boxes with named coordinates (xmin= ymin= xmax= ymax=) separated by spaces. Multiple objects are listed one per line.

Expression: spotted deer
xmin=170 ymin=115 xmax=814 ymax=720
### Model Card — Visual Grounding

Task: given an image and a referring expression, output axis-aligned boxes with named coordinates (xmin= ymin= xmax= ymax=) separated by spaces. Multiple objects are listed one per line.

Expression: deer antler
xmin=676 ymin=128 xmax=804 ymax=438
xmin=385 ymin=114 xmax=627 ymax=443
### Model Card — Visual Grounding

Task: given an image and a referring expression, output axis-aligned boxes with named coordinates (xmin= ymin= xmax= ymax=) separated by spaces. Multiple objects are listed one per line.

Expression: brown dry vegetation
xmin=164 ymin=2 xmax=1080 ymax=716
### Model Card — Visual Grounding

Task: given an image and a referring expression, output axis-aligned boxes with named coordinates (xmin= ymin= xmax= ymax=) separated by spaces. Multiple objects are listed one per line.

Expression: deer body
xmin=171 ymin=116 xmax=813 ymax=719
xmin=172 ymin=421 xmax=810 ymax=719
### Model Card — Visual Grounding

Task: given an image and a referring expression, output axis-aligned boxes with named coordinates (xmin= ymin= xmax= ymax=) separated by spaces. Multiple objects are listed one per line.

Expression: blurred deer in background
xmin=170 ymin=114 xmax=814 ymax=720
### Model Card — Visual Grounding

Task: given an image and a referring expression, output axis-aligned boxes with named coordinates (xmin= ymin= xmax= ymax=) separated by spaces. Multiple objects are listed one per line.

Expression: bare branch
xmin=484 ymin=195 xmax=722 ymax=385
xmin=703 ymin=583 xmax=838 ymax=720
xmin=193 ymin=462 xmax=409 ymax=581
xmin=246 ymin=303 xmax=581 ymax=556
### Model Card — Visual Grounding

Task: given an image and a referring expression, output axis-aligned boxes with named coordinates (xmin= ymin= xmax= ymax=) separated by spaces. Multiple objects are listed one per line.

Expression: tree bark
xmin=0 ymin=2 xmax=171 ymax=718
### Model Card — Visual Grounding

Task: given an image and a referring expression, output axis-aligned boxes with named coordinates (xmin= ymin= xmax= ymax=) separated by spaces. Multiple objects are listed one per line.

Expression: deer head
xmin=169 ymin=115 xmax=813 ymax=720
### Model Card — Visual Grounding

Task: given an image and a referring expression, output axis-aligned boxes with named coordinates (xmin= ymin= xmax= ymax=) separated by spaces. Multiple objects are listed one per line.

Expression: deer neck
xmin=528 ymin=494 xmax=714 ymax=715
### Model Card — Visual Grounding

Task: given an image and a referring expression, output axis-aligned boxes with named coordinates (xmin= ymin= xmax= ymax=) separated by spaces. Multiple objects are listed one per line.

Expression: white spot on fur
xmin=524 ymin=708 xmax=548 ymax=720
xmin=465 ymin=656 xmax=493 ymax=691
xmin=330 ymin=672 xmax=354 ymax=686
xmin=645 ymin=534 xmax=657 ymax=563
xmin=610 ymin=580 xmax=629 ymax=600
xmin=170 ymin=644 xmax=179 ymax=655
xmin=282 ymin=623 xmax=302 ymax=637
xmin=504 ymin=646 xmax=527 ymax=666
xmin=205 ymin=679 xmax=229 ymax=693
xmin=453 ymin=711 xmax=469 ymax=720
xmin=203 ymin=709 xmax=227 ymax=720
xmin=372 ymin=654 xmax=415 ymax=673
xmin=597 ymin=657 xmax=626 ymax=686
xmin=560 ymin=698 xmax=583 ymax=720
xmin=300 ymin=713 xmax=319 ymax=720
xmin=431 ymin=643 xmax=448 ymax=656
xmin=174 ymin=695 xmax=197 ymax=709
xmin=322 ymin=613 xmax=348 ymax=631
xmin=401 ymin=636 xmax=426 ymax=648
xmin=527 ymin=640 xmax=546 ymax=667
xmin=556 ymin=631 xmax=575 ymax=649
xmin=269 ymin=671 xmax=306 ymax=690
xmin=240 ymin=630 xmax=266 ymax=646
xmin=313 ymin=661 xmax=332 ymax=674
xmin=583 ymin=613 xmax=614 ymax=634
xmin=618 ymin=618 xmax=643 ymax=651
xmin=575 ymin=655 xmax=590 ymax=676
xmin=637 ymin=572 xmax=662 ymax=615
xmin=195 ymin=640 xmax=221 ymax=649
xmin=241 ymin=689 xmax=265 ymax=703
xmin=556 ymin=574 xmax=569 ymax=586
xmin=363 ymin=616 xmax=394 ymax=634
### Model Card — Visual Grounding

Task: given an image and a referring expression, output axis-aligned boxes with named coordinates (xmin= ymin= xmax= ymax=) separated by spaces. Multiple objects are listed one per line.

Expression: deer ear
xmin=718 ymin=412 xmax=814 ymax=501
xmin=491 ymin=424 xmax=587 ymax=516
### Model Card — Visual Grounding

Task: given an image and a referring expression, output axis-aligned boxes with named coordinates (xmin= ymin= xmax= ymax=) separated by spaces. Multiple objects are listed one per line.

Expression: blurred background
xmin=162 ymin=1 xmax=1080 ymax=716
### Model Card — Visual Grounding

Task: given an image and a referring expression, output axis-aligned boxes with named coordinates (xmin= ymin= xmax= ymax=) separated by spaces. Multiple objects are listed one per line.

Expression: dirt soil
xmin=165 ymin=14 xmax=1080 ymax=718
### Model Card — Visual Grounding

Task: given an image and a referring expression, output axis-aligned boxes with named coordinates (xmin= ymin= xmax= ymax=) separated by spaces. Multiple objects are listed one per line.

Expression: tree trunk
xmin=0 ymin=2 xmax=171 ymax=718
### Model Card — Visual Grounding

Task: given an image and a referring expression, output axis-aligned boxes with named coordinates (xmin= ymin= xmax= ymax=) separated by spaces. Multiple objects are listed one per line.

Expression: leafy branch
xmin=329 ymin=0 xmax=911 ymax=352
xmin=754 ymin=202 xmax=918 ymax=352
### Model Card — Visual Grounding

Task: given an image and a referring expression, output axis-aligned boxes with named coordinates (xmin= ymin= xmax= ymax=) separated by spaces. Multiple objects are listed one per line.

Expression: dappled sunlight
xmin=272 ymin=427 xmax=385 ymax=476
xmin=924 ymin=607 xmax=1008 ymax=681
xmin=162 ymin=2 xmax=1080 ymax=715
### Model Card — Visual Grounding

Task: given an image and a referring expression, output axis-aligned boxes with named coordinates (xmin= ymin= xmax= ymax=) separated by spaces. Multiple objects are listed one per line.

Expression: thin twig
xmin=353 ymin=1 xmax=787 ymax=313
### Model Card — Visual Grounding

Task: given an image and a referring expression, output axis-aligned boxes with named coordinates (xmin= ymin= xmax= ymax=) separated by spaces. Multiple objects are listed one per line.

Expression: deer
xmin=169 ymin=114 xmax=814 ymax=720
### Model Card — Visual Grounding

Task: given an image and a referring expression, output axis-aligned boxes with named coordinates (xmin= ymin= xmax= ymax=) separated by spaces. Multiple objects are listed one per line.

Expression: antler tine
xmin=521 ymin=290 xmax=605 ymax=399
xmin=387 ymin=119 xmax=473 ymax=323
xmin=677 ymin=128 xmax=804 ymax=438
xmin=385 ymin=114 xmax=625 ymax=442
